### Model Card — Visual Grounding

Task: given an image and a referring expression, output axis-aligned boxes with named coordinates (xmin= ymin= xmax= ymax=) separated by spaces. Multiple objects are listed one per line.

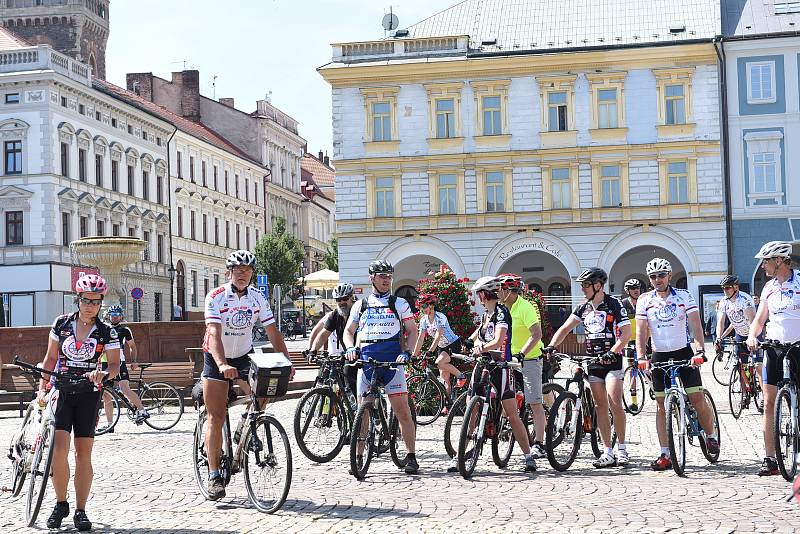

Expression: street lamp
xmin=167 ymin=265 xmax=176 ymax=321
xmin=300 ymin=261 xmax=306 ymax=339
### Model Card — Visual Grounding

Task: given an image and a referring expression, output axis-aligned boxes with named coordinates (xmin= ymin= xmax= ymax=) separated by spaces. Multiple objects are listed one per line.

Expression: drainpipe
xmin=714 ymin=36 xmax=735 ymax=274
xmin=165 ymin=126 xmax=178 ymax=319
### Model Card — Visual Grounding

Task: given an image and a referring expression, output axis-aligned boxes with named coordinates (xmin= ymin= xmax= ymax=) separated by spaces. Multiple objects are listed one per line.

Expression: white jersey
xmin=347 ymin=292 xmax=413 ymax=343
xmin=636 ymin=286 xmax=698 ymax=353
xmin=760 ymin=270 xmax=800 ymax=343
xmin=419 ymin=311 xmax=459 ymax=348
xmin=203 ymin=283 xmax=275 ymax=358
xmin=719 ymin=291 xmax=755 ymax=337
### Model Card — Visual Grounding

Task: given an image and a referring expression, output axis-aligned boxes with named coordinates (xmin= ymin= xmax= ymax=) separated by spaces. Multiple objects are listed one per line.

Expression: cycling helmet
xmin=226 ymin=250 xmax=256 ymax=269
xmin=646 ymin=258 xmax=672 ymax=275
xmin=471 ymin=276 xmax=502 ymax=294
xmin=720 ymin=274 xmax=739 ymax=286
xmin=107 ymin=304 xmax=124 ymax=316
xmin=418 ymin=293 xmax=437 ymax=306
xmin=497 ymin=273 xmax=523 ymax=291
xmin=368 ymin=260 xmax=394 ymax=274
xmin=754 ymin=241 xmax=792 ymax=260
xmin=575 ymin=267 xmax=608 ymax=284
xmin=75 ymin=274 xmax=108 ymax=295
xmin=624 ymin=278 xmax=642 ymax=290
xmin=332 ymin=283 xmax=354 ymax=299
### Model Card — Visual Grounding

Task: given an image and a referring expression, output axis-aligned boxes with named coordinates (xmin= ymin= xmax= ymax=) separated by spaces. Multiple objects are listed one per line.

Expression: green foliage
xmin=324 ymin=236 xmax=338 ymax=271
xmin=520 ymin=289 xmax=554 ymax=343
xmin=415 ymin=267 xmax=478 ymax=340
xmin=254 ymin=217 xmax=304 ymax=297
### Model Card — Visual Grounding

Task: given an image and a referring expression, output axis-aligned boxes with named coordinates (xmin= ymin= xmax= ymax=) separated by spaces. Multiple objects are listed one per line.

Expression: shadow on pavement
xmin=282 ymin=499 xmax=431 ymax=519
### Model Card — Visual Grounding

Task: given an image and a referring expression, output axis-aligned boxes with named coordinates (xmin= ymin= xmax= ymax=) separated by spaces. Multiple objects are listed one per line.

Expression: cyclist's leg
xmin=118 ymin=380 xmax=145 ymax=411
xmin=496 ymin=368 xmax=530 ymax=455
xmin=605 ymin=369 xmax=627 ymax=444
xmin=762 ymin=346 xmax=782 ymax=457
xmin=683 ymin=368 xmax=714 ymax=435
xmin=588 ymin=376 xmax=614 ymax=447
xmin=385 ymin=367 xmax=415 ymax=453
xmin=650 ymin=352 xmax=670 ymax=449
xmin=435 ymin=351 xmax=458 ymax=394
xmin=71 ymin=390 xmax=101 ymax=509
xmin=52 ymin=391 xmax=74 ymax=501
xmin=201 ymin=352 xmax=231 ymax=473
xmin=354 ymin=367 xmax=371 ymax=457
xmin=521 ymin=358 xmax=546 ymax=443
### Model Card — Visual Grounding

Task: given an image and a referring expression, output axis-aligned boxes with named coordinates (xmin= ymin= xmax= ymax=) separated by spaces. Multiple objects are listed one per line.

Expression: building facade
xmin=300 ymin=152 xmax=335 ymax=274
xmin=320 ymin=0 xmax=728 ymax=314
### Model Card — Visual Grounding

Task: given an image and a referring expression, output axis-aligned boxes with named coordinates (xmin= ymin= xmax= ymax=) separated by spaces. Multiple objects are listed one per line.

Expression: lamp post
xmin=300 ymin=261 xmax=306 ymax=339
xmin=167 ymin=265 xmax=176 ymax=321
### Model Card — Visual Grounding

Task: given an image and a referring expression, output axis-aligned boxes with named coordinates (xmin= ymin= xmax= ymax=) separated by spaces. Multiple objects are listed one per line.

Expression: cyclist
xmin=411 ymin=292 xmax=466 ymax=399
xmin=746 ymin=241 xmax=800 ymax=476
xmin=636 ymin=258 xmax=720 ymax=471
xmin=309 ymin=283 xmax=358 ymax=393
xmin=544 ymin=267 xmax=631 ymax=468
xmin=465 ymin=276 xmax=537 ymax=473
xmin=621 ymin=279 xmax=646 ymax=357
xmin=98 ymin=305 xmax=149 ymax=432
xmin=39 ymin=274 xmax=120 ymax=531
xmin=715 ymin=274 xmax=761 ymax=385
xmin=496 ymin=273 xmax=547 ymax=460
xmin=202 ymin=250 xmax=291 ymax=500
xmin=342 ymin=260 xmax=420 ymax=474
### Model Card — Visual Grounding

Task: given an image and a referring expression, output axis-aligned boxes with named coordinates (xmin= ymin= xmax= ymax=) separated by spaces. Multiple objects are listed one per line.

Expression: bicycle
xmin=761 ymin=339 xmax=800 ymax=481
xmin=653 ymin=359 xmax=721 ymax=476
xmin=9 ymin=358 xmax=101 ymax=527
xmin=622 ymin=346 xmax=655 ymax=416
xmin=545 ymin=353 xmax=618 ymax=472
xmin=712 ymin=338 xmax=738 ymax=386
xmin=407 ymin=351 xmax=471 ymax=426
xmin=728 ymin=341 xmax=764 ymax=419
xmin=293 ymin=350 xmax=358 ymax=463
xmin=349 ymin=358 xmax=416 ymax=479
xmin=192 ymin=368 xmax=292 ymax=514
xmin=94 ymin=363 xmax=184 ymax=435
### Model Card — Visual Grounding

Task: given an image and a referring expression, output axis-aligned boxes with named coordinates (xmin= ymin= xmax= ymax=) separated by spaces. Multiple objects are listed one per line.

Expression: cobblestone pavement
xmin=1 ymin=363 xmax=798 ymax=533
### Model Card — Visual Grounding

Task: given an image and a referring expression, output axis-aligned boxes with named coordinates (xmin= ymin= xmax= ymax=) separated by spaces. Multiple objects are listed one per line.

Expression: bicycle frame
xmin=658 ymin=362 xmax=702 ymax=440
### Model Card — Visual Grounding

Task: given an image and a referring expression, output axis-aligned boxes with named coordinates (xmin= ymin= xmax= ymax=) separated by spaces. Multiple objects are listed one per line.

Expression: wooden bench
xmin=127 ymin=362 xmax=196 ymax=391
xmin=0 ymin=364 xmax=38 ymax=417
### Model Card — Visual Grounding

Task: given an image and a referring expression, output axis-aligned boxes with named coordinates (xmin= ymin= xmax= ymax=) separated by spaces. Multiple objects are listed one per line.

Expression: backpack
xmin=360 ymin=295 xmax=402 ymax=332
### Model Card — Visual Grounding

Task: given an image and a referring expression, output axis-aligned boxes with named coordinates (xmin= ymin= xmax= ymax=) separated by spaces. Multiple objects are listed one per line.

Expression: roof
xmin=0 ymin=26 xmax=30 ymax=49
xmin=93 ymin=78 xmax=265 ymax=168
xmin=721 ymin=0 xmax=800 ymax=36
xmin=405 ymin=0 xmax=720 ymax=53
xmin=300 ymin=153 xmax=335 ymax=188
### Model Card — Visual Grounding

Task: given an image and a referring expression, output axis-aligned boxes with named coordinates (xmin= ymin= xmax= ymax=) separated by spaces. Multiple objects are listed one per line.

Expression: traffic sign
xmin=257 ymin=274 xmax=269 ymax=300
xmin=131 ymin=287 xmax=144 ymax=300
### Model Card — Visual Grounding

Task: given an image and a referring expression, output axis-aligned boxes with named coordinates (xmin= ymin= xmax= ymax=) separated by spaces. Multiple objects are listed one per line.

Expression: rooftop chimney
xmin=324 ymin=153 xmax=330 ymax=166
xmin=126 ymin=73 xmax=154 ymax=101
xmin=177 ymin=70 xmax=200 ymax=123
xmin=219 ymin=97 xmax=235 ymax=108
xmin=318 ymin=150 xmax=324 ymax=161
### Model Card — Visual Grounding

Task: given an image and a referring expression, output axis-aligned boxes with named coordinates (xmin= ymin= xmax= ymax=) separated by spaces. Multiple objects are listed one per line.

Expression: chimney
xmin=178 ymin=70 xmax=201 ymax=123
xmin=324 ymin=153 xmax=330 ymax=166
xmin=318 ymin=150 xmax=324 ymax=162
xmin=126 ymin=73 xmax=153 ymax=101
xmin=219 ymin=97 xmax=235 ymax=108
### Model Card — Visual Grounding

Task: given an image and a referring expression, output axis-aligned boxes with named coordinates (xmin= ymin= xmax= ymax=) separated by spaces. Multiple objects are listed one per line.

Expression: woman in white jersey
xmin=746 ymin=241 xmax=800 ymax=476
xmin=411 ymin=292 xmax=465 ymax=398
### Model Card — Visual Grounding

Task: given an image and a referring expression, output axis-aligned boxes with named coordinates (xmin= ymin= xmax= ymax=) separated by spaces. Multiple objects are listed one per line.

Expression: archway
xmin=751 ymin=242 xmax=800 ymax=296
xmin=608 ymin=246 xmax=688 ymax=294
xmin=380 ymin=235 xmax=466 ymax=277
xmin=175 ymin=260 xmax=186 ymax=318
xmin=393 ymin=254 xmax=451 ymax=313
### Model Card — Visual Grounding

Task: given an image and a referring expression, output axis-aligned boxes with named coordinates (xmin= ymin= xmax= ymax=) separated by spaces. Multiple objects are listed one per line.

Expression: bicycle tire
xmin=375 ymin=396 xmax=391 ymax=455
xmin=349 ymin=402 xmax=376 ymax=479
xmin=774 ymin=386 xmax=798 ymax=481
xmin=406 ymin=374 xmax=446 ymax=426
xmin=622 ymin=365 xmax=646 ymax=415
xmin=388 ymin=413 xmax=409 ymax=468
xmin=699 ymin=390 xmax=721 ymax=464
xmin=712 ymin=351 xmax=734 ymax=386
xmin=491 ymin=411 xmax=515 ymax=468
xmin=25 ymin=418 xmax=55 ymax=527
xmin=294 ymin=387 xmax=347 ymax=464
xmin=192 ymin=410 xmax=211 ymax=500
xmin=243 ymin=415 xmax=292 ymax=514
xmin=457 ymin=396 xmax=485 ymax=479
xmin=443 ymin=392 xmax=467 ymax=458
xmin=538 ymin=382 xmax=565 ymax=445
xmin=666 ymin=392 xmax=686 ymax=476
xmin=753 ymin=370 xmax=764 ymax=414
xmin=8 ymin=402 xmax=34 ymax=497
xmin=141 ymin=382 xmax=184 ymax=430
xmin=545 ymin=391 xmax=581 ymax=472
xmin=728 ymin=364 xmax=745 ymax=420
xmin=95 ymin=386 xmax=121 ymax=436
xmin=590 ymin=410 xmax=617 ymax=459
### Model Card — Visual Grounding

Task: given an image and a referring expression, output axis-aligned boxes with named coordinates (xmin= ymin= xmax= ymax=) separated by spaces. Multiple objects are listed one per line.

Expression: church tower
xmin=0 ymin=0 xmax=110 ymax=79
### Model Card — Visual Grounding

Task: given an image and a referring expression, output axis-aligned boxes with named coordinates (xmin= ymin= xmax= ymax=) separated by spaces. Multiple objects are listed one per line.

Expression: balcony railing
xmin=0 ymin=45 xmax=91 ymax=86
xmin=333 ymin=35 xmax=469 ymax=63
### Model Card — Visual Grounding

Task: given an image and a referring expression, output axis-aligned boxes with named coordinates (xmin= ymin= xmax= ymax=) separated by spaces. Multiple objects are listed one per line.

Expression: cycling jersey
xmin=573 ymin=294 xmax=629 ymax=355
xmin=760 ymin=269 xmax=800 ymax=343
xmin=508 ymin=296 xmax=544 ymax=359
xmin=203 ymin=283 xmax=275 ymax=359
xmin=49 ymin=312 xmax=119 ymax=377
xmin=323 ymin=310 xmax=348 ymax=356
xmin=419 ymin=311 xmax=459 ymax=349
xmin=635 ymin=287 xmax=697 ymax=353
xmin=101 ymin=324 xmax=132 ymax=363
xmin=477 ymin=303 xmax=513 ymax=361
xmin=719 ymin=291 xmax=755 ymax=337
xmin=621 ymin=297 xmax=637 ymax=340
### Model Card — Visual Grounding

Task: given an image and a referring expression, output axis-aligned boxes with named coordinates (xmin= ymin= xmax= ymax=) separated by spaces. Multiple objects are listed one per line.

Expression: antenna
xmin=212 ymin=75 xmax=218 ymax=99
xmin=170 ymin=59 xmax=188 ymax=69
xmin=382 ymin=6 xmax=399 ymax=35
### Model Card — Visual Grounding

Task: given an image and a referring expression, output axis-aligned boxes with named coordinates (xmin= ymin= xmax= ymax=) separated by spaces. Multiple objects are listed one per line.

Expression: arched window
xmin=175 ymin=260 xmax=186 ymax=315
xmin=395 ymin=285 xmax=419 ymax=313
xmin=548 ymin=282 xmax=566 ymax=296
xmin=528 ymin=283 xmax=543 ymax=294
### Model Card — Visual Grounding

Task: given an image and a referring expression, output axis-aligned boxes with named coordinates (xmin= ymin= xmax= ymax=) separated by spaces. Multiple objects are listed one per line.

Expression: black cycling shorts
xmin=54 ymin=390 xmax=101 ymax=438
xmin=101 ymin=361 xmax=129 ymax=381
xmin=470 ymin=360 xmax=515 ymax=401
xmin=437 ymin=339 xmax=462 ymax=357
xmin=651 ymin=346 xmax=703 ymax=397
xmin=763 ymin=345 xmax=800 ymax=387
xmin=202 ymin=351 xmax=252 ymax=381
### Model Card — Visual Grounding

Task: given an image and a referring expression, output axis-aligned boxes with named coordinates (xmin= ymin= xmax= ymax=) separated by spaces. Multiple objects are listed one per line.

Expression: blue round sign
xmin=130 ymin=287 xmax=144 ymax=300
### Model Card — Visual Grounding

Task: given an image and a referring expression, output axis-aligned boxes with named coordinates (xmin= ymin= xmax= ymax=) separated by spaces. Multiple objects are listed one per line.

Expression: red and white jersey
xmin=719 ymin=291 xmax=755 ymax=337
xmin=636 ymin=286 xmax=698 ymax=353
xmin=203 ymin=283 xmax=274 ymax=358
xmin=760 ymin=270 xmax=800 ymax=343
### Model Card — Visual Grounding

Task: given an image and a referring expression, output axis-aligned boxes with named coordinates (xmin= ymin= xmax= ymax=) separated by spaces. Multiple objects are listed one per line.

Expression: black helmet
xmin=575 ymin=267 xmax=608 ymax=284
xmin=720 ymin=274 xmax=739 ymax=286
xmin=368 ymin=260 xmax=394 ymax=275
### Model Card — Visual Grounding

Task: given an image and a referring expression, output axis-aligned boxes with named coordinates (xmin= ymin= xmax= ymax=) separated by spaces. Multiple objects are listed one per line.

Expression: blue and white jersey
xmin=347 ymin=292 xmax=413 ymax=362
xmin=636 ymin=286 xmax=698 ymax=353
xmin=719 ymin=291 xmax=755 ymax=337
xmin=420 ymin=311 xmax=459 ymax=348
xmin=761 ymin=270 xmax=800 ymax=343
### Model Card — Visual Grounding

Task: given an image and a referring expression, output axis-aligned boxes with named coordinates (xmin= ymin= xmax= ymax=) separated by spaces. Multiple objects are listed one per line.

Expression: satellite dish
xmin=382 ymin=12 xmax=399 ymax=31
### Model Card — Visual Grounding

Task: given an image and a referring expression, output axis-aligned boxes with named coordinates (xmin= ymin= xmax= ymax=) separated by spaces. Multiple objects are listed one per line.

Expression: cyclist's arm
xmin=612 ymin=323 xmax=630 ymax=353
xmin=38 ymin=336 xmax=60 ymax=393
xmin=635 ymin=317 xmax=649 ymax=360
xmin=411 ymin=326 xmax=427 ymax=358
xmin=402 ymin=316 xmax=419 ymax=355
xmin=548 ymin=315 xmax=581 ymax=348
xmin=718 ymin=324 xmax=734 ymax=340
xmin=744 ymin=305 xmax=756 ymax=325
xmin=747 ymin=300 xmax=769 ymax=341
xmin=687 ymin=310 xmax=705 ymax=350
xmin=312 ymin=328 xmax=332 ymax=351
xmin=126 ymin=338 xmax=138 ymax=363
xmin=307 ymin=314 xmax=328 ymax=350
xmin=519 ymin=321 xmax=542 ymax=356
xmin=480 ymin=324 xmax=507 ymax=352
xmin=103 ymin=346 xmax=121 ymax=382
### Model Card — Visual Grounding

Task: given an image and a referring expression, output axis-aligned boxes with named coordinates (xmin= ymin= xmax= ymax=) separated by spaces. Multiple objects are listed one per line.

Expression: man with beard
xmin=310 ymin=283 xmax=357 ymax=393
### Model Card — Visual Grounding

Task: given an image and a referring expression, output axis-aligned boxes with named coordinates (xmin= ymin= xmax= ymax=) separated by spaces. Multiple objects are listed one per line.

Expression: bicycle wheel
xmin=140 ymin=382 xmax=184 ymax=430
xmin=457 ymin=396 xmax=485 ymax=479
xmin=8 ymin=402 xmax=35 ymax=497
xmin=622 ymin=365 xmax=646 ymax=415
xmin=728 ymin=364 xmax=745 ymax=419
xmin=349 ymin=402 xmax=376 ymax=479
xmin=753 ymin=370 xmax=764 ymax=414
xmin=26 ymin=418 xmax=55 ymax=527
xmin=95 ymin=386 xmax=121 ymax=436
xmin=712 ymin=351 xmax=734 ymax=386
xmin=590 ymin=410 xmax=617 ymax=459
xmin=388 ymin=413 xmax=410 ymax=468
xmin=774 ymin=386 xmax=798 ymax=481
xmin=538 ymin=382 xmax=565 ymax=444
xmin=192 ymin=410 xmax=211 ymax=499
xmin=665 ymin=392 xmax=686 ymax=476
xmin=545 ymin=391 xmax=581 ymax=472
xmin=443 ymin=392 xmax=467 ymax=458
xmin=699 ymin=390 xmax=721 ymax=464
xmin=294 ymin=387 xmax=347 ymax=463
xmin=491 ymin=410 xmax=515 ymax=468
xmin=406 ymin=374 xmax=446 ymax=426
xmin=375 ymin=396 xmax=391 ymax=455
xmin=243 ymin=415 xmax=292 ymax=514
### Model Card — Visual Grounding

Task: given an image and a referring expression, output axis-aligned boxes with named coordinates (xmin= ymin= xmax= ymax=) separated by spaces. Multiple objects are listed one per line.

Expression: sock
xmin=767 ymin=455 xmax=776 ymax=461
xmin=524 ymin=453 xmax=532 ymax=460
xmin=406 ymin=453 xmax=416 ymax=459
xmin=660 ymin=447 xmax=669 ymax=456
xmin=617 ymin=442 xmax=626 ymax=450
xmin=209 ymin=470 xmax=220 ymax=479
xmin=534 ymin=440 xmax=543 ymax=446
xmin=605 ymin=447 xmax=614 ymax=456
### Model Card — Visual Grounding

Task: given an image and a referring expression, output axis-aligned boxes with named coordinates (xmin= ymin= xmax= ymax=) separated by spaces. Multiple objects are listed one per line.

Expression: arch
xmin=378 ymin=235 xmax=467 ymax=277
xmin=108 ymin=141 xmax=124 ymax=153
xmin=93 ymin=134 xmax=108 ymax=146
xmin=57 ymin=121 xmax=76 ymax=135
xmin=88 ymin=53 xmax=96 ymax=75
xmin=598 ymin=226 xmax=698 ymax=276
xmin=175 ymin=259 xmax=186 ymax=314
xmin=154 ymin=158 xmax=167 ymax=175
xmin=482 ymin=231 xmax=581 ymax=278
xmin=125 ymin=147 xmax=140 ymax=158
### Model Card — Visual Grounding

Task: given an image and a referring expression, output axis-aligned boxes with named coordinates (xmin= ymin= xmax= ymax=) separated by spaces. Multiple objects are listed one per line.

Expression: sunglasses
xmin=580 ymin=282 xmax=596 ymax=289
xmin=374 ymin=274 xmax=393 ymax=280
xmin=335 ymin=297 xmax=351 ymax=303
xmin=230 ymin=266 xmax=253 ymax=274
xmin=649 ymin=272 xmax=669 ymax=280
xmin=721 ymin=285 xmax=734 ymax=290
xmin=79 ymin=297 xmax=103 ymax=306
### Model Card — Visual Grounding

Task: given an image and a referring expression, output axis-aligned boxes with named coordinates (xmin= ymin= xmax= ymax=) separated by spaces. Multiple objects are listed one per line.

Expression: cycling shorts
xmin=437 ymin=338 xmax=462 ymax=357
xmin=356 ymin=365 xmax=407 ymax=398
xmin=54 ymin=390 xmax=101 ymax=438
xmin=101 ymin=360 xmax=129 ymax=382
xmin=734 ymin=333 xmax=763 ymax=364
xmin=651 ymin=346 xmax=702 ymax=397
xmin=588 ymin=355 xmax=624 ymax=384
xmin=469 ymin=361 xmax=516 ymax=402
xmin=763 ymin=345 xmax=800 ymax=387
xmin=202 ymin=351 xmax=252 ymax=382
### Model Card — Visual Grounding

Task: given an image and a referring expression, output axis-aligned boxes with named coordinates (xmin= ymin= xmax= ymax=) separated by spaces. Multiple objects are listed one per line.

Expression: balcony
xmin=0 ymin=45 xmax=91 ymax=86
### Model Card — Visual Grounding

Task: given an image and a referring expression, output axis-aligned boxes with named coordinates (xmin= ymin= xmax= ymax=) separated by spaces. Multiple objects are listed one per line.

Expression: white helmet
xmin=332 ymin=283 xmax=354 ymax=299
xmin=226 ymin=250 xmax=256 ymax=269
xmin=754 ymin=241 xmax=792 ymax=260
xmin=471 ymin=276 xmax=502 ymax=293
xmin=646 ymin=258 xmax=672 ymax=276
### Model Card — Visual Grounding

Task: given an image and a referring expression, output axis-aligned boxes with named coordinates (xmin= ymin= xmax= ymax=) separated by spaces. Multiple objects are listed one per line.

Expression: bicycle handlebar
xmin=760 ymin=339 xmax=800 ymax=351
xmin=13 ymin=356 xmax=104 ymax=385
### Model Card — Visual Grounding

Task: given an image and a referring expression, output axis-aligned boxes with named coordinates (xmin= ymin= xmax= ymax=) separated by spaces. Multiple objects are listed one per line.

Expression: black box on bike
xmin=249 ymin=353 xmax=293 ymax=398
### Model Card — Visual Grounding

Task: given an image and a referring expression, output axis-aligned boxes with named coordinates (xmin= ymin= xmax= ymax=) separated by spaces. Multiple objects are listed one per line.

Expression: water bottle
xmin=515 ymin=390 xmax=524 ymax=411
xmin=233 ymin=412 xmax=246 ymax=444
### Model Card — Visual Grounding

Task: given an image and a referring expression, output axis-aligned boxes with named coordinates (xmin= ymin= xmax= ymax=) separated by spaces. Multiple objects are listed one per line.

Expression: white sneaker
xmin=593 ymin=452 xmax=617 ymax=468
xmin=616 ymin=448 xmax=630 ymax=466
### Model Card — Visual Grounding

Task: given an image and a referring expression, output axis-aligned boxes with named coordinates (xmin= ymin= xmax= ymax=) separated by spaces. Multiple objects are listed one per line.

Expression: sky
xmin=106 ymin=0 xmax=455 ymax=156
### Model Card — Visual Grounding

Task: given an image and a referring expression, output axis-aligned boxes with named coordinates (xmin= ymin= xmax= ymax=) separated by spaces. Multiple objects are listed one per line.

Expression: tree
xmin=324 ymin=235 xmax=338 ymax=271
xmin=254 ymin=217 xmax=305 ymax=299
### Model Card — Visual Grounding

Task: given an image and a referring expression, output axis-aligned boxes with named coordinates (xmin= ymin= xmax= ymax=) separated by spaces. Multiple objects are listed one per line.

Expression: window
xmin=775 ymin=1 xmax=800 ymax=14
xmin=600 ymin=165 xmax=621 ymax=207
xmin=202 ymin=214 xmax=208 ymax=243
xmin=747 ymin=62 xmax=776 ymax=104
xmin=4 ymin=140 xmax=21 ymax=174
xmin=254 ymin=182 xmax=259 ymax=205
xmin=78 ymin=103 xmax=85 ymax=115
xmin=5 ymin=93 xmax=20 ymax=104
xmin=111 ymin=160 xmax=119 ymax=191
xmin=236 ymin=224 xmax=241 ymax=249
xmin=95 ymin=111 xmax=101 ymax=121
xmin=111 ymin=117 xmax=117 ymax=128
xmin=372 ymin=102 xmax=392 ymax=141
xmin=664 ymin=85 xmax=686 ymax=125
xmin=61 ymin=96 xmax=67 ymax=107
xmin=597 ymin=89 xmax=618 ymax=129
xmin=375 ymin=176 xmax=394 ymax=217
xmin=201 ymin=160 xmax=207 ymax=187
xmin=435 ymin=99 xmax=455 ymax=138
xmin=77 ymin=149 xmax=86 ymax=182
xmin=154 ymin=293 xmax=162 ymax=322
xmin=213 ymin=165 xmax=218 ymax=190
xmin=60 ymin=142 xmax=69 ymax=177
xmin=547 ymin=92 xmax=568 ymax=132
xmin=61 ymin=212 xmax=70 ymax=246
xmin=191 ymin=270 xmax=198 ymax=307
xmin=156 ymin=175 xmax=163 ymax=204
xmin=142 ymin=171 xmax=149 ymax=201
xmin=246 ymin=227 xmax=250 ymax=250
xmin=667 ymin=161 xmax=689 ymax=204
xmin=94 ymin=154 xmax=102 ymax=186
xmin=80 ymin=216 xmax=88 ymax=238
xmin=235 ymin=175 xmax=239 ymax=198
xmin=157 ymin=234 xmax=164 ymax=263
xmin=190 ymin=211 xmax=196 ymax=240
xmin=177 ymin=207 xmax=183 ymax=237
xmin=5 ymin=211 xmax=22 ymax=245
xmin=204 ymin=278 xmax=209 ymax=300
xmin=438 ymin=174 xmax=457 ymax=214
xmin=482 ymin=96 xmax=502 ymax=135
xmin=96 ymin=219 xmax=104 ymax=236
xmin=177 ymin=151 xmax=183 ymax=178
xmin=245 ymin=178 xmax=249 ymax=202
xmin=143 ymin=231 xmax=150 ymax=260
xmin=214 ymin=217 xmax=219 ymax=245
xmin=225 ymin=171 xmax=229 ymax=195
xmin=225 ymin=221 xmax=230 ymax=247
xmin=127 ymin=165 xmax=134 ymax=195
xmin=753 ymin=153 xmax=778 ymax=193
xmin=745 ymin=130 xmax=784 ymax=205
xmin=127 ymin=124 xmax=133 ymax=134
xmin=485 ymin=171 xmax=505 ymax=212
xmin=654 ymin=68 xmax=694 ymax=131
xmin=190 ymin=156 xmax=195 ymax=182
xmin=128 ymin=226 xmax=135 ymax=237
xmin=213 ymin=274 xmax=219 ymax=288
xmin=551 ymin=167 xmax=571 ymax=209
xmin=142 ymin=130 xmax=147 ymax=141
xmin=112 ymin=223 xmax=119 ymax=237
